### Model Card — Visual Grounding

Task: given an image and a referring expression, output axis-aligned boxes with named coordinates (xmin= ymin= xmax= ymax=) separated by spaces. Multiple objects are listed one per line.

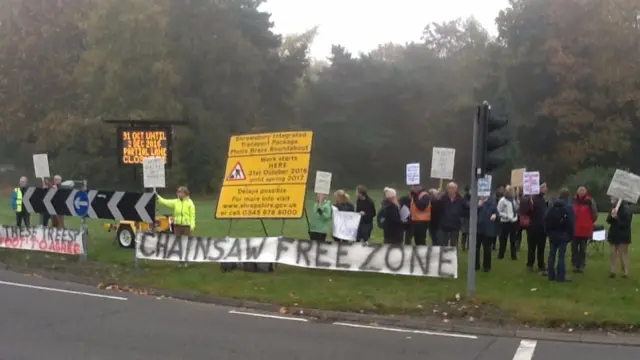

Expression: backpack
xmin=545 ymin=203 xmax=569 ymax=233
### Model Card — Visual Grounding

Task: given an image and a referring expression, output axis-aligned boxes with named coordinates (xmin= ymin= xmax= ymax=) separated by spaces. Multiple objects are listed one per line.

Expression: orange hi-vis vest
xmin=410 ymin=197 xmax=431 ymax=222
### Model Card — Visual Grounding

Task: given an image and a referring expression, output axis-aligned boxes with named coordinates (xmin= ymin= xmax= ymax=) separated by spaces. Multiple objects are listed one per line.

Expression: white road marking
xmin=229 ymin=310 xmax=308 ymax=322
xmin=513 ymin=340 xmax=537 ymax=360
xmin=332 ymin=322 xmax=478 ymax=339
xmin=0 ymin=280 xmax=128 ymax=301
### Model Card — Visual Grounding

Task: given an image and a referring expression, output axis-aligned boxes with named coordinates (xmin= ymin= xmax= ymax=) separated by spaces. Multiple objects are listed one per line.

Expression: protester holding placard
xmin=355 ymin=186 xmax=376 ymax=243
xmin=378 ymin=187 xmax=403 ymax=244
xmin=40 ymin=178 xmax=52 ymax=226
xmin=435 ymin=182 xmax=466 ymax=247
xmin=400 ymin=185 xmax=431 ymax=246
xmin=156 ymin=186 xmax=196 ymax=267
xmin=476 ymin=196 xmax=499 ymax=272
xmin=50 ymin=175 xmax=65 ymax=229
xmin=522 ymin=182 xmax=549 ymax=274
xmin=428 ymin=189 xmax=441 ymax=244
xmin=332 ymin=190 xmax=355 ymax=243
xmin=572 ymin=186 xmax=597 ymax=273
xmin=497 ymin=186 xmax=519 ymax=260
xmin=606 ymin=197 xmax=632 ymax=278
xmin=309 ymin=194 xmax=332 ymax=241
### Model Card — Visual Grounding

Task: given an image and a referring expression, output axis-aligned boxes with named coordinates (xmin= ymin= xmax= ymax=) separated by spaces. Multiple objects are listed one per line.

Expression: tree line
xmin=0 ymin=0 xmax=637 ymax=193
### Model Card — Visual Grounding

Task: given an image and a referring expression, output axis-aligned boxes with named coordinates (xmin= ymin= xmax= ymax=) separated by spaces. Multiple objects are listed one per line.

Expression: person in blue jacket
xmin=544 ymin=188 xmax=575 ymax=282
xmin=476 ymin=195 xmax=499 ymax=272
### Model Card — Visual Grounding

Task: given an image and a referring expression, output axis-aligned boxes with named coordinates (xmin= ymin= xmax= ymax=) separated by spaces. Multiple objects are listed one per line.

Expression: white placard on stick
xmin=523 ymin=171 xmax=540 ymax=195
xmin=430 ymin=147 xmax=456 ymax=180
xmin=314 ymin=171 xmax=332 ymax=195
xmin=32 ymin=154 xmax=50 ymax=178
xmin=143 ymin=157 xmax=165 ymax=188
xmin=406 ymin=163 xmax=420 ymax=185
xmin=607 ymin=169 xmax=640 ymax=204
xmin=477 ymin=175 xmax=492 ymax=197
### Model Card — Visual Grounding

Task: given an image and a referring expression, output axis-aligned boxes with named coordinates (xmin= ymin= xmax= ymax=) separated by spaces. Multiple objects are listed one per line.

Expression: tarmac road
xmin=0 ymin=269 xmax=638 ymax=360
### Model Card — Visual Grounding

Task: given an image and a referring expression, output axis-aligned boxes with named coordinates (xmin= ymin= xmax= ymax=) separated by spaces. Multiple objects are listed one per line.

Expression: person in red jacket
xmin=572 ymin=186 xmax=598 ymax=273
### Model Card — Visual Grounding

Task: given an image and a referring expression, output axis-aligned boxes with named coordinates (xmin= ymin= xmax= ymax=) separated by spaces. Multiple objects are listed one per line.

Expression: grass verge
xmin=1 ymin=196 xmax=639 ymax=330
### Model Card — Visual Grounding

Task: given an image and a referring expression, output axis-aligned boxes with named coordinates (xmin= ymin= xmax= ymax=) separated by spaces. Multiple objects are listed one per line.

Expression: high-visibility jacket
xmin=11 ymin=187 xmax=23 ymax=212
xmin=410 ymin=197 xmax=431 ymax=222
xmin=158 ymin=195 xmax=196 ymax=230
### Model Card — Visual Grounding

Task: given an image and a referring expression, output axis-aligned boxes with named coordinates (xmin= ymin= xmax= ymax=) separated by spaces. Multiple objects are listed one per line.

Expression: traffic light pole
xmin=467 ymin=109 xmax=480 ymax=298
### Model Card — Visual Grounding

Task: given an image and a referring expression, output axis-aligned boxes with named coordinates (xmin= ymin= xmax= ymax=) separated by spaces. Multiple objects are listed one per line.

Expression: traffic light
xmin=476 ymin=101 xmax=508 ymax=177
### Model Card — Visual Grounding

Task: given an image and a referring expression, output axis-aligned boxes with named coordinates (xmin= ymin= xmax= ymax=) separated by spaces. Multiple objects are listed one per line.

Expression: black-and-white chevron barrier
xmin=21 ymin=187 xmax=155 ymax=223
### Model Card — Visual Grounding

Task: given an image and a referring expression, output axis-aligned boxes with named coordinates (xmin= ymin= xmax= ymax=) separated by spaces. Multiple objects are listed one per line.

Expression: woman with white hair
xmin=377 ymin=187 xmax=403 ymax=244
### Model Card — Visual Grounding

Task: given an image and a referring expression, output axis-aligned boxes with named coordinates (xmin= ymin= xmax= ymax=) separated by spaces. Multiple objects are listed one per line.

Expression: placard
xmin=523 ymin=171 xmax=540 ymax=195
xmin=314 ymin=171 xmax=332 ymax=195
xmin=332 ymin=206 xmax=361 ymax=241
xmin=607 ymin=169 xmax=640 ymax=204
xmin=143 ymin=157 xmax=166 ymax=188
xmin=406 ymin=163 xmax=420 ymax=185
xmin=477 ymin=175 xmax=492 ymax=197
xmin=511 ymin=168 xmax=526 ymax=187
xmin=430 ymin=147 xmax=455 ymax=180
xmin=32 ymin=154 xmax=50 ymax=178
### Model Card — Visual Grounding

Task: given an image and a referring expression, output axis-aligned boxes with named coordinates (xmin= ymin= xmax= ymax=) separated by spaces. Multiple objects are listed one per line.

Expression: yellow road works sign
xmin=216 ymin=131 xmax=313 ymax=219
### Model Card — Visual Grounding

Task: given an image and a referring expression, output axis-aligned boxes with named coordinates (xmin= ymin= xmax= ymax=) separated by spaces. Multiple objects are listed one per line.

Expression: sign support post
xmin=467 ymin=106 xmax=482 ymax=297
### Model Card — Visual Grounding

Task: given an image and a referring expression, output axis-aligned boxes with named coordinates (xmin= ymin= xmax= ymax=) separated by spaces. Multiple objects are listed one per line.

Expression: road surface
xmin=0 ymin=269 xmax=638 ymax=360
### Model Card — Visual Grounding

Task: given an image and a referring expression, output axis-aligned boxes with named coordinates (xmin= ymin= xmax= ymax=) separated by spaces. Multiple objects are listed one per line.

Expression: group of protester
xmin=308 ymin=181 xmax=633 ymax=282
xmin=11 ymin=175 xmax=65 ymax=228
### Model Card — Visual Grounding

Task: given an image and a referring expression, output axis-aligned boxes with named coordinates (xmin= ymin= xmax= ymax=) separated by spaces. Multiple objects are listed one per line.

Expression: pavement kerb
xmin=3 ymin=262 xmax=640 ymax=346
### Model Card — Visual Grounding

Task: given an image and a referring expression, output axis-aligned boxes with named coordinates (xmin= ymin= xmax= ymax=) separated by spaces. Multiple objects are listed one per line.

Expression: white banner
xmin=136 ymin=234 xmax=458 ymax=278
xmin=0 ymin=225 xmax=84 ymax=255
xmin=332 ymin=206 xmax=361 ymax=241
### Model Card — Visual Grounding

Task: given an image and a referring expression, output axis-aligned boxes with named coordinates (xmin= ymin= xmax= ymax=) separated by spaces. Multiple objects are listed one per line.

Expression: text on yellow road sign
xmin=223 ymin=153 xmax=310 ymax=186
xmin=227 ymin=131 xmax=312 ymax=157
xmin=215 ymin=185 xmax=306 ymax=219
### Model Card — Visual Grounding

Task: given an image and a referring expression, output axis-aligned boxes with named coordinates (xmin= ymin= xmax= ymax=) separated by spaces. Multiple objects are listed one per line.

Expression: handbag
xmin=519 ymin=198 xmax=534 ymax=227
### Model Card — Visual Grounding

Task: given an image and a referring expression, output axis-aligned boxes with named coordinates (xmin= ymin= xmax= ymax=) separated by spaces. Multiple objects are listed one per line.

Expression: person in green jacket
xmin=156 ymin=186 xmax=196 ymax=266
xmin=309 ymin=193 xmax=332 ymax=242
xmin=157 ymin=186 xmax=196 ymax=234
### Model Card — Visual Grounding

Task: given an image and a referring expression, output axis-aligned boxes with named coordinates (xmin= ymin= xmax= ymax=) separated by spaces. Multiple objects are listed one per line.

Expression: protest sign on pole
xmin=430 ymin=148 xmax=455 ymax=189
xmin=406 ymin=163 xmax=420 ymax=185
xmin=522 ymin=171 xmax=540 ymax=195
xmin=32 ymin=154 xmax=50 ymax=179
xmin=607 ymin=169 xmax=640 ymax=210
xmin=477 ymin=175 xmax=492 ymax=197
xmin=143 ymin=157 xmax=165 ymax=188
xmin=511 ymin=168 xmax=525 ymax=187
xmin=314 ymin=171 xmax=332 ymax=195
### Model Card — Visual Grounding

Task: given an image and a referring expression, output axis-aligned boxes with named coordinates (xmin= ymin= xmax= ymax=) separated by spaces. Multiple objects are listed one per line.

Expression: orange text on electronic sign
xmin=121 ymin=130 xmax=168 ymax=164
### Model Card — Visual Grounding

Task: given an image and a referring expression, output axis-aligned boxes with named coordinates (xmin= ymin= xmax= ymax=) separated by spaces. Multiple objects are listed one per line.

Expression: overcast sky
xmin=260 ymin=0 xmax=510 ymax=59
